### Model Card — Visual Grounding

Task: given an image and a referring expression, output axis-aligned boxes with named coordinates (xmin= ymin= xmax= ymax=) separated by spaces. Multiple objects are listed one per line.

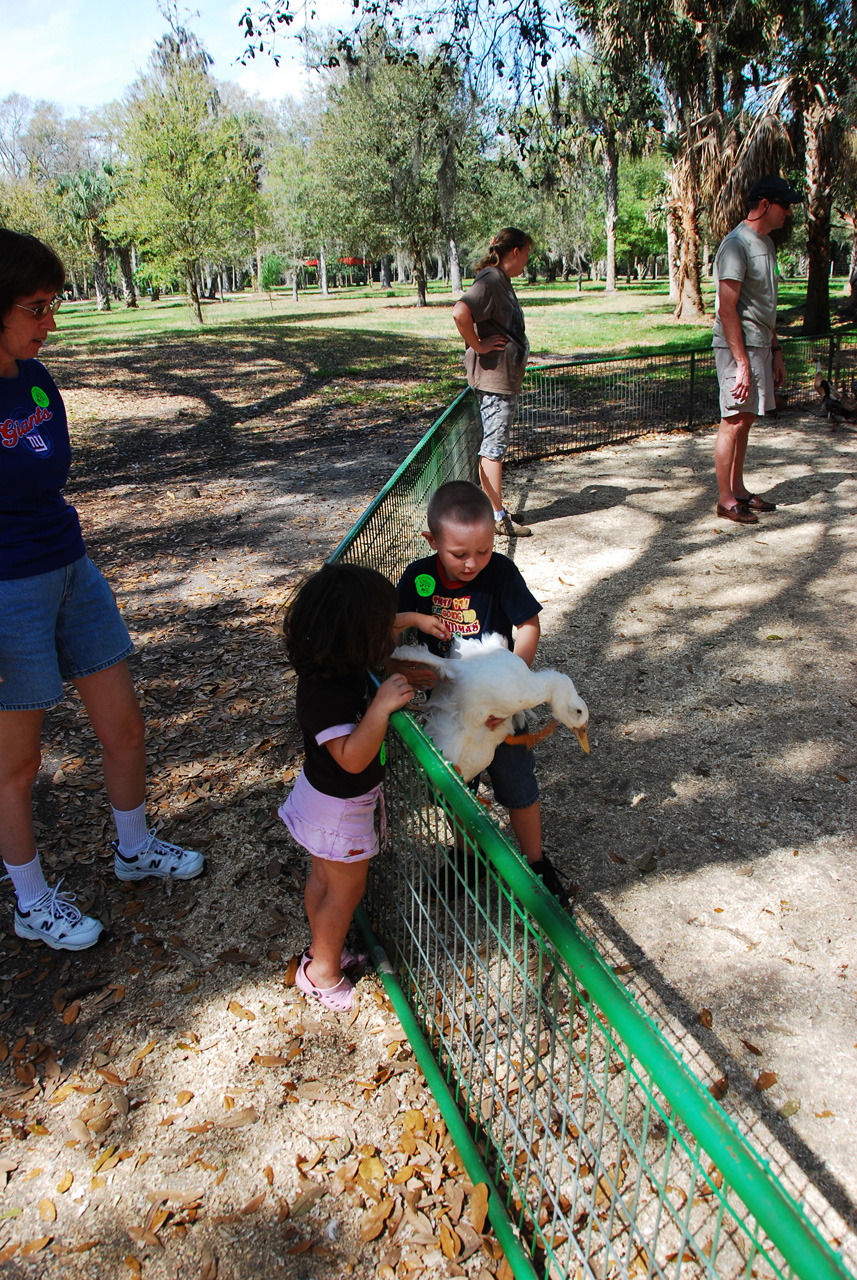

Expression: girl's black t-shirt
xmin=296 ymin=670 xmax=384 ymax=798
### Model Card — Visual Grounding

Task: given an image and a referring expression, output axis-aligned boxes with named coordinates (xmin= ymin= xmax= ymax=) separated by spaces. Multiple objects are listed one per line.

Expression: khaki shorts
xmin=715 ymin=345 xmax=775 ymax=417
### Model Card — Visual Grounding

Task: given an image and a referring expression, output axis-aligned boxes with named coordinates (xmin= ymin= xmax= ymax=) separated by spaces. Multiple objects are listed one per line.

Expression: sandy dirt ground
xmin=0 ymin=345 xmax=854 ymax=1278
xmin=506 ymin=417 xmax=857 ymax=1268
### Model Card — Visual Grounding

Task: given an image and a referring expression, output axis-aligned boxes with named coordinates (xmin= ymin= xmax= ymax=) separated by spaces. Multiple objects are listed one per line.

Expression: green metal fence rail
xmin=329 ymin=352 xmax=856 ymax=1280
xmin=511 ymin=328 xmax=857 ymax=462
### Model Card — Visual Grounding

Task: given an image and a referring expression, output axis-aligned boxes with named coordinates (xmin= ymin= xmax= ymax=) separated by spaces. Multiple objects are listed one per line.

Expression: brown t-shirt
xmin=459 ymin=267 xmax=529 ymax=395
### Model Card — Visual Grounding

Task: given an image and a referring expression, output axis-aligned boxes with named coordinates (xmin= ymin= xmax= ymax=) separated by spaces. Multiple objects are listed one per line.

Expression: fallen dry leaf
xmin=57 ymin=1172 xmax=73 ymax=1195
xmin=177 ymin=1091 xmax=194 ymax=1106
xmin=241 ymin=1192 xmax=266 ymax=1215
xmin=68 ymin=1118 xmax=90 ymax=1144
xmin=124 ymin=1255 xmax=142 ymax=1275
xmin=756 ymin=1071 xmax=778 ymax=1092
xmin=283 ymin=954 xmax=300 ymax=986
xmin=20 ymin=1237 xmax=52 ymax=1256
xmin=469 ymin=1182 xmax=489 ymax=1233
xmin=227 ymin=1000 xmax=255 ymax=1021
xmin=201 ymin=1244 xmax=217 ymax=1279
xmin=439 ymin=1218 xmax=461 ymax=1259
xmin=709 ymin=1076 xmax=729 ymax=1101
xmin=698 ymin=1008 xmax=713 ymax=1029
xmin=39 ymin=1200 xmax=56 ymax=1223
xmin=62 ymin=1002 xmax=80 ymax=1026
xmin=216 ymin=1107 xmax=259 ymax=1129
xmin=360 ymin=1197 xmax=395 ymax=1242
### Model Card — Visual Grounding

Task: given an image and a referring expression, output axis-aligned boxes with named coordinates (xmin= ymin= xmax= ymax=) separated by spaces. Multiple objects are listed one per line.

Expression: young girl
xmin=452 ymin=227 xmax=533 ymax=538
xmin=279 ymin=563 xmax=413 ymax=1011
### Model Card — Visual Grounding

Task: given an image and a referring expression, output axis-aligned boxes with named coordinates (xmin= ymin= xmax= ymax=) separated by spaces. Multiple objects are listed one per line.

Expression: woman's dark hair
xmin=0 ymin=229 xmax=65 ymax=329
xmin=473 ymin=227 xmax=533 ymax=273
xmin=283 ymin=563 xmax=398 ymax=678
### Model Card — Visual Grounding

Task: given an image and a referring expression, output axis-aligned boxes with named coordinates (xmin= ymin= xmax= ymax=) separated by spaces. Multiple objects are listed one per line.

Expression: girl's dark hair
xmin=0 ymin=229 xmax=65 ymax=330
xmin=284 ymin=563 xmax=398 ymax=678
xmin=473 ymin=227 xmax=533 ymax=273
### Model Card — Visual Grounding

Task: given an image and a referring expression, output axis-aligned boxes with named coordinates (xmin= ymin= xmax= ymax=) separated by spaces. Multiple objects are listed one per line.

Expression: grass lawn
xmin=49 ymin=273 xmax=852 ymax=425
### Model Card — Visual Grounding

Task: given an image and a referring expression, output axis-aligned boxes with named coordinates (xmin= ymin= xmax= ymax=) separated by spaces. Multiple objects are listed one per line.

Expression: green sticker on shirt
xmin=380 ymin=741 xmax=387 ymax=766
xmin=415 ymin=573 xmax=435 ymax=597
xmin=31 ymin=386 xmax=49 ymax=408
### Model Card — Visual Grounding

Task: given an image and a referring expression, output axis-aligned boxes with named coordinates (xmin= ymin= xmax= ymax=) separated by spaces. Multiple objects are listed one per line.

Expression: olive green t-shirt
xmin=459 ymin=266 xmax=529 ymax=395
xmin=712 ymin=222 xmax=778 ymax=348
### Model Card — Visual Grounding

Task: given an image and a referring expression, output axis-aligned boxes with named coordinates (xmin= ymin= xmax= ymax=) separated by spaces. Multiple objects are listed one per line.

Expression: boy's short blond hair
xmin=427 ymin=481 xmax=494 ymax=535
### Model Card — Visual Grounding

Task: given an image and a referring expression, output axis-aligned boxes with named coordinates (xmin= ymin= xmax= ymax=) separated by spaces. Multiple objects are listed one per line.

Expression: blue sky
xmin=1 ymin=0 xmax=349 ymax=113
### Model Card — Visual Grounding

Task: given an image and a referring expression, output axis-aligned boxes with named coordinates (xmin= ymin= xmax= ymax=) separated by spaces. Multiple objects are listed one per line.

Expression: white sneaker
xmin=113 ymin=830 xmax=205 ymax=882
xmin=14 ymin=881 xmax=104 ymax=951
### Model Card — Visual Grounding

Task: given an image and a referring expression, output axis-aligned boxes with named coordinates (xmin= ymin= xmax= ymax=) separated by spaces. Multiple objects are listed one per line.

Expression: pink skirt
xmin=278 ymin=768 xmax=384 ymax=863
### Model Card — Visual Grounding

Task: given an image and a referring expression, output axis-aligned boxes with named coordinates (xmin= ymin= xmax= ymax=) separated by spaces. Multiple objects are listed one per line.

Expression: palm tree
xmin=57 ymin=168 xmax=115 ymax=311
xmin=517 ymin=56 xmax=661 ymax=293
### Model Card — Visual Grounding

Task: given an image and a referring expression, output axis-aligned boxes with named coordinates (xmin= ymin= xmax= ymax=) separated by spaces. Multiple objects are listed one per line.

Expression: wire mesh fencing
xmin=365 ymin=723 xmax=852 ymax=1280
xmin=510 ymin=328 xmax=857 ymax=462
xmin=330 ymin=337 xmax=855 ymax=1280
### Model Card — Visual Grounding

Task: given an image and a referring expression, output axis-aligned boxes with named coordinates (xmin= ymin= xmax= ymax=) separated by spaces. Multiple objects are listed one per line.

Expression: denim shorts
xmin=0 ymin=555 xmax=134 ymax=711
xmin=472 ymin=737 xmax=539 ymax=809
xmin=476 ymin=392 xmax=519 ymax=461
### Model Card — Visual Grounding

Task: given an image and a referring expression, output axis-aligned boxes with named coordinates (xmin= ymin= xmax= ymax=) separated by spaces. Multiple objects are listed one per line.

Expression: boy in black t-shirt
xmin=396 ymin=481 xmax=570 ymax=907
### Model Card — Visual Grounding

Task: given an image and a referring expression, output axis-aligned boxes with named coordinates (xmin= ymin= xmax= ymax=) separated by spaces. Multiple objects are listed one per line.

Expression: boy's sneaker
xmin=113 ymin=830 xmax=205 ymax=882
xmin=529 ymin=855 xmax=571 ymax=910
xmin=14 ymin=882 xmax=104 ymax=951
xmin=496 ymin=513 xmax=532 ymax=537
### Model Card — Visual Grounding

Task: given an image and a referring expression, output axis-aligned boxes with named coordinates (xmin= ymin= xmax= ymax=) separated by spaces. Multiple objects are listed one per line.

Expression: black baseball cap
xmin=748 ymin=176 xmax=803 ymax=204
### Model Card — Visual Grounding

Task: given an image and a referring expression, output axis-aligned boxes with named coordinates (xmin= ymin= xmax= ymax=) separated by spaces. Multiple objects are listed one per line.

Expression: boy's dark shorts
xmin=471 ymin=738 xmax=539 ymax=809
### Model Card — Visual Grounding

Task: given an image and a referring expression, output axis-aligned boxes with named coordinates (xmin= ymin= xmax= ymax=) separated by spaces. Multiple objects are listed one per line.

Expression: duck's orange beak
xmin=573 ymin=724 xmax=590 ymax=754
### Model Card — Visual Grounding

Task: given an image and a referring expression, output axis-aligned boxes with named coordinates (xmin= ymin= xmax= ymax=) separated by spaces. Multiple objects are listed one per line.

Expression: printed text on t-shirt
xmin=0 ymin=405 xmax=53 ymax=450
xmin=432 ymin=594 xmax=480 ymax=636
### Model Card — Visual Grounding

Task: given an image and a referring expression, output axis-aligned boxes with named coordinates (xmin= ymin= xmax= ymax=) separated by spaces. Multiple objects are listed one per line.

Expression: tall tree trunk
xmin=802 ymin=103 xmax=833 ymax=335
xmin=672 ymin=153 xmax=705 ymax=320
xmin=117 ymin=246 xmax=137 ymax=308
xmin=603 ymin=131 xmax=619 ymax=294
xmin=318 ymin=247 xmax=329 ymax=296
xmin=186 ymin=271 xmax=203 ymax=324
xmin=396 ymin=250 xmax=407 ymax=283
xmin=380 ymin=254 xmax=392 ymax=289
xmin=412 ymin=245 xmax=428 ymax=307
xmin=254 ymin=217 xmax=262 ymax=293
xmin=91 ymin=235 xmax=111 ymax=312
xmin=292 ymin=269 xmax=299 ymax=303
xmin=449 ymin=238 xmax=462 ymax=293
xmin=666 ymin=187 xmax=680 ymax=303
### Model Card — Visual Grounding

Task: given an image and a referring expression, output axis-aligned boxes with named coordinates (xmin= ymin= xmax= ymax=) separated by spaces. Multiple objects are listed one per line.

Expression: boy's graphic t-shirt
xmin=296 ymin=671 xmax=385 ymax=798
xmin=0 ymin=358 xmax=85 ymax=580
xmin=397 ymin=551 xmax=541 ymax=655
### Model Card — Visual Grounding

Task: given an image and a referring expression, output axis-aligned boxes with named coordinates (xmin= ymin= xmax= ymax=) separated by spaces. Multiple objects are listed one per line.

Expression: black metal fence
xmin=510 ymin=328 xmax=857 ymax=462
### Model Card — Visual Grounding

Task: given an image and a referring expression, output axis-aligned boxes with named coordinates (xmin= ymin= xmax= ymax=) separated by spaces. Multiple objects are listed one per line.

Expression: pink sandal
xmin=303 ymin=945 xmax=367 ymax=970
xmin=295 ymin=954 xmax=354 ymax=1012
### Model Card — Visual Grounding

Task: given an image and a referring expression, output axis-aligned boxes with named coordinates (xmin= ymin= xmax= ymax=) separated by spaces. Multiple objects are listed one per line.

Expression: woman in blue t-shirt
xmin=0 ymin=230 xmax=205 ymax=951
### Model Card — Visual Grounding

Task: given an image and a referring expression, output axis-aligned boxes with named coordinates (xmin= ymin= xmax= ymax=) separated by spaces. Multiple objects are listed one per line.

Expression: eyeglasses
xmin=15 ymin=297 xmax=63 ymax=319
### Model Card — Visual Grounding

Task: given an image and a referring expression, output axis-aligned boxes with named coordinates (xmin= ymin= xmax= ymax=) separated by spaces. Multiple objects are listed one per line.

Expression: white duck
xmin=393 ymin=633 xmax=590 ymax=782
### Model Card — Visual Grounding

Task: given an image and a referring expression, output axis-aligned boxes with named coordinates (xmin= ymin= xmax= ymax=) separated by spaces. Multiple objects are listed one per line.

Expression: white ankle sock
xmin=494 ymin=508 xmax=505 ymax=521
xmin=112 ymin=802 xmax=149 ymax=856
xmin=4 ymin=853 xmax=50 ymax=910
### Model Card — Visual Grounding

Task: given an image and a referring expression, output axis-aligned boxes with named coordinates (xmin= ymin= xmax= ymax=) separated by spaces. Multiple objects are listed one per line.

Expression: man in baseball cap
xmin=711 ymin=175 xmax=804 ymax=523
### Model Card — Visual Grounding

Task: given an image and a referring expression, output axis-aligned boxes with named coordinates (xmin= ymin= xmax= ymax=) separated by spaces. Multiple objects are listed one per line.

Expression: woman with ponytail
xmin=452 ymin=228 xmax=533 ymax=537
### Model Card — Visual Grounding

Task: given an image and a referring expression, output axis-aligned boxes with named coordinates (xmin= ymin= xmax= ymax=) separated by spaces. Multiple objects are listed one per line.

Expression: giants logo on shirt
xmin=0 ymin=405 xmax=53 ymax=452
xmin=432 ymin=594 xmax=481 ymax=637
